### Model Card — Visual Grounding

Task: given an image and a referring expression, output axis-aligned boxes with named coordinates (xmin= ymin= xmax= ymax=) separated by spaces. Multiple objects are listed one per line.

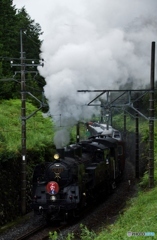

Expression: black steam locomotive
xmin=32 ymin=123 xmax=125 ymax=223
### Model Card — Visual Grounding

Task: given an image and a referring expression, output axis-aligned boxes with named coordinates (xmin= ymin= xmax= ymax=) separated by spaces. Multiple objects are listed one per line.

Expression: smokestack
xmin=56 ymin=148 xmax=65 ymax=159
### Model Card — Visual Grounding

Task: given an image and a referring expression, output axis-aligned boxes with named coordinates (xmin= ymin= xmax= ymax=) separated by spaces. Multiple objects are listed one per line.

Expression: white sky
xmin=13 ymin=0 xmax=157 ymax=134
xmin=13 ymin=0 xmax=51 ymax=37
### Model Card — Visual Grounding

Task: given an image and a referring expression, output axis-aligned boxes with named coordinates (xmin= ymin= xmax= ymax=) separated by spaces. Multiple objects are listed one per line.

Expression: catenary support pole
xmin=149 ymin=41 xmax=155 ymax=188
xmin=76 ymin=122 xmax=80 ymax=143
xmin=135 ymin=111 xmax=139 ymax=178
xmin=20 ymin=29 xmax=27 ymax=214
xmin=123 ymin=111 xmax=126 ymax=142
xmin=10 ymin=30 xmax=44 ymax=215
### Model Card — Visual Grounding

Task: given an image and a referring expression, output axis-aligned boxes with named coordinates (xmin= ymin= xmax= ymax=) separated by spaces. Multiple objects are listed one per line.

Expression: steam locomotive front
xmin=32 ymin=153 xmax=81 ymax=220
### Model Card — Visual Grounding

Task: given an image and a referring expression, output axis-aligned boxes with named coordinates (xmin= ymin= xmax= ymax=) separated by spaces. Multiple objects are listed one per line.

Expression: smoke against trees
xmin=37 ymin=0 xmax=157 ymax=128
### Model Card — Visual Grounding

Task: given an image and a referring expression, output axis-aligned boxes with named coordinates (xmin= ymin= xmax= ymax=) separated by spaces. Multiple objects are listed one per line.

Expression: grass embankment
xmin=95 ymin=187 xmax=157 ymax=239
xmin=0 ymin=99 xmax=54 ymax=152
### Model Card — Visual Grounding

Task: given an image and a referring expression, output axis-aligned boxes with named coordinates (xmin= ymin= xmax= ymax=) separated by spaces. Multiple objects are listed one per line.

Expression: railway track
xmin=14 ymin=224 xmax=48 ymax=240
xmin=14 ymin=221 xmax=69 ymax=240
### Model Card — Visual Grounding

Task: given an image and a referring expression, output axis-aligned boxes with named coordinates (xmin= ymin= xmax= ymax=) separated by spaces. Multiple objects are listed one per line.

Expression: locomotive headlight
xmin=54 ymin=154 xmax=60 ymax=160
xmin=50 ymin=195 xmax=57 ymax=201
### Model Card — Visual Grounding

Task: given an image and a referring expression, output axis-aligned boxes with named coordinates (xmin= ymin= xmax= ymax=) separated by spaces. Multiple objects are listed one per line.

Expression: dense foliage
xmin=0 ymin=0 xmax=45 ymax=101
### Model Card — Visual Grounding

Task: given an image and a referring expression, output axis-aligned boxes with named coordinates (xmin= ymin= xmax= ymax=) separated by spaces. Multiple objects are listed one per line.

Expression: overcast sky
xmin=13 ymin=0 xmax=52 ymax=38
xmin=13 ymin=1 xmax=157 ymax=145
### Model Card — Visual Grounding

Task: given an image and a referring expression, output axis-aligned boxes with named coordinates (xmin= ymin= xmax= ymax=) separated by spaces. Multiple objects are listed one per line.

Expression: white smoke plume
xmin=53 ymin=129 xmax=70 ymax=149
xmin=36 ymin=0 xmax=157 ymax=146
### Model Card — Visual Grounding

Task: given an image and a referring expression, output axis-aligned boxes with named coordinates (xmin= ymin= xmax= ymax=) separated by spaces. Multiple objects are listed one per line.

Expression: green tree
xmin=0 ymin=1 xmax=44 ymax=100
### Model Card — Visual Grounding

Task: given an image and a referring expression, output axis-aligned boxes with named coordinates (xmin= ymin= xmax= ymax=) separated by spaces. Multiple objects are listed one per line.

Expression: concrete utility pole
xmin=11 ymin=29 xmax=44 ymax=214
xmin=149 ymin=41 xmax=155 ymax=188
xmin=20 ymin=29 xmax=27 ymax=215
xmin=135 ymin=111 xmax=139 ymax=179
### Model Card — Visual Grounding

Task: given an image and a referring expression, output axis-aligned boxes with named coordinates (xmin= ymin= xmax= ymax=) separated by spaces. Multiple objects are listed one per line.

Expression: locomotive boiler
xmin=32 ymin=129 xmax=125 ymax=223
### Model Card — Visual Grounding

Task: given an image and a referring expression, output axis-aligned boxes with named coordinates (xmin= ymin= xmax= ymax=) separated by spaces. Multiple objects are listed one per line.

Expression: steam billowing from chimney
xmin=38 ymin=0 xmax=157 ymax=147
xmin=53 ymin=129 xmax=70 ymax=149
